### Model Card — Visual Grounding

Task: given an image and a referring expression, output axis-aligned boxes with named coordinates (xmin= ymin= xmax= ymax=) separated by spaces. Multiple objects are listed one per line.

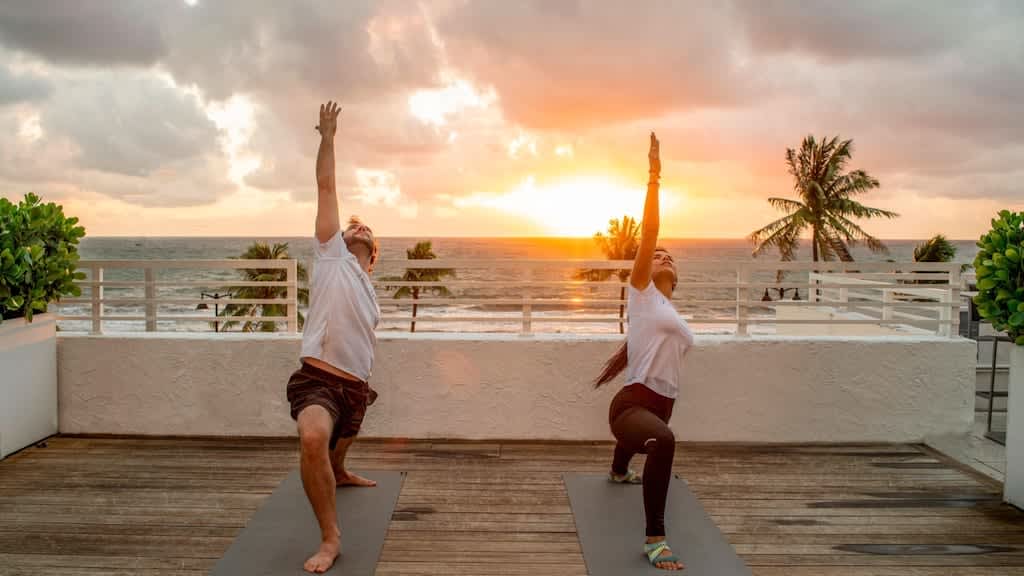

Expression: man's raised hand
xmin=317 ymin=101 xmax=341 ymax=138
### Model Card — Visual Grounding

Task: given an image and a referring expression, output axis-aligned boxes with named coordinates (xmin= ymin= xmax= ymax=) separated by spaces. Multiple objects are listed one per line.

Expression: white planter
xmin=0 ymin=313 xmax=57 ymax=459
xmin=1007 ymin=344 xmax=1024 ymax=508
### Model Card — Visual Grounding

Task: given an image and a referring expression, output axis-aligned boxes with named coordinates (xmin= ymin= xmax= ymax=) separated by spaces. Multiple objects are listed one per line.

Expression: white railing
xmin=57 ymin=260 xmax=299 ymax=334
xmin=809 ymin=270 xmax=961 ymax=336
xmin=55 ymin=259 xmax=963 ymax=337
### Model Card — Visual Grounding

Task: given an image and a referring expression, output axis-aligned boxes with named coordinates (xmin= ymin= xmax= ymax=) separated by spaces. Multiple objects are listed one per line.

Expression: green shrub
xmin=973 ymin=210 xmax=1024 ymax=345
xmin=0 ymin=193 xmax=86 ymax=323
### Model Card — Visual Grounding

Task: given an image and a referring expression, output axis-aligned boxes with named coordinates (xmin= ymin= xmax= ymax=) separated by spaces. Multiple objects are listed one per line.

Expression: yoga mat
xmin=564 ymin=473 xmax=751 ymax=576
xmin=212 ymin=470 xmax=404 ymax=575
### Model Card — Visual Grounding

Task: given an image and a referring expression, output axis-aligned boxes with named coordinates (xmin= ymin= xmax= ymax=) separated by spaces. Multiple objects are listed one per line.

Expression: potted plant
xmin=0 ymin=193 xmax=85 ymax=459
xmin=973 ymin=210 xmax=1024 ymax=506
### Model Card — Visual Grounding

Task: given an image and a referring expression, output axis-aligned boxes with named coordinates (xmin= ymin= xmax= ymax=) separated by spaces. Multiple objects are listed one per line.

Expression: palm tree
xmin=750 ymin=135 xmax=898 ymax=263
xmin=384 ymin=241 xmax=455 ymax=332
xmin=216 ymin=241 xmax=309 ymax=332
xmin=575 ymin=216 xmax=640 ymax=333
xmin=912 ymin=234 xmax=958 ymax=285
xmin=914 ymin=234 xmax=957 ymax=263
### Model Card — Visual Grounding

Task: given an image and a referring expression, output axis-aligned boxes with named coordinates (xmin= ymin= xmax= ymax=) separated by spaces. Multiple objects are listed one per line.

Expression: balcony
xmin=2 ymin=258 xmax=1020 ymax=575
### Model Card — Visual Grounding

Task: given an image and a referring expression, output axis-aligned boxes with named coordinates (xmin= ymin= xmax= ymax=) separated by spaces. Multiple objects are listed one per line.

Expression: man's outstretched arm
xmin=315 ymin=101 xmax=342 ymax=243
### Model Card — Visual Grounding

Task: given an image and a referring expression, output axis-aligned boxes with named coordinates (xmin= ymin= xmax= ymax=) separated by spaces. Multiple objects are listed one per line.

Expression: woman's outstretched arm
xmin=630 ymin=132 xmax=661 ymax=290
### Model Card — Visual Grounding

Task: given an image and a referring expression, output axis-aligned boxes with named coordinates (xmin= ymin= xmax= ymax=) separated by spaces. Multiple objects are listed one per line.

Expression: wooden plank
xmin=0 ymin=437 xmax=1022 ymax=576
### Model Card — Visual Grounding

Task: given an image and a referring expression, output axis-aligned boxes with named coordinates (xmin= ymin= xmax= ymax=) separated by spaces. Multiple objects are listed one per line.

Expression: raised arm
xmin=630 ymin=132 xmax=661 ymax=290
xmin=315 ymin=101 xmax=342 ymax=243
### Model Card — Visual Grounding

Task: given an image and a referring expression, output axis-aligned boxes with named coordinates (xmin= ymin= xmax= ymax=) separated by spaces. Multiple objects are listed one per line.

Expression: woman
xmin=594 ymin=132 xmax=693 ymax=571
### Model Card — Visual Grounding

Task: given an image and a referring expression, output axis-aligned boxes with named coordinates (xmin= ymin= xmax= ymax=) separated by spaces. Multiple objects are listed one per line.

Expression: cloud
xmin=0 ymin=0 xmax=1021 ymax=237
xmin=160 ymin=0 xmax=441 ymax=101
xmin=0 ymin=70 xmax=232 ymax=208
xmin=437 ymin=0 xmax=755 ymax=130
xmin=0 ymin=1 xmax=177 ymax=66
xmin=732 ymin=0 xmax=992 ymax=61
xmin=351 ymin=167 xmax=418 ymax=219
xmin=41 ymin=70 xmax=219 ymax=177
xmin=0 ymin=64 xmax=51 ymax=105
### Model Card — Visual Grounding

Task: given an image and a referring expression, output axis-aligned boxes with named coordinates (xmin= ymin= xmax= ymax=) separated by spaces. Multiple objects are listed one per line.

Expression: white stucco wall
xmin=57 ymin=333 xmax=976 ymax=442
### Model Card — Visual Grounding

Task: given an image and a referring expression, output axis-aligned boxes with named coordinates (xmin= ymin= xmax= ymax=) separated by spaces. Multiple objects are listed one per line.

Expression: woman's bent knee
xmin=643 ymin=428 xmax=675 ymax=453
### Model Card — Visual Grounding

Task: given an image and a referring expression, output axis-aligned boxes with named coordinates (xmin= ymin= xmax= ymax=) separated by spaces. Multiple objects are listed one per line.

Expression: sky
xmin=0 ymin=0 xmax=1021 ymax=239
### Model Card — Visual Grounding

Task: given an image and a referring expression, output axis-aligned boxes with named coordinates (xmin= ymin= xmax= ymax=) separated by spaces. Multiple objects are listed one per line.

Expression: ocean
xmin=61 ymin=237 xmax=978 ymax=334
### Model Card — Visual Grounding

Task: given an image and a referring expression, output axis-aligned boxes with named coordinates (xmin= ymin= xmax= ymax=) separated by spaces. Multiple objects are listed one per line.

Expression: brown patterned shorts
xmin=286 ymin=361 xmax=377 ymax=448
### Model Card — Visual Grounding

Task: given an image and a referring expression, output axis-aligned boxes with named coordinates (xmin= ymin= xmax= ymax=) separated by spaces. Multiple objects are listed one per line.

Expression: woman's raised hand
xmin=648 ymin=132 xmax=660 ymax=181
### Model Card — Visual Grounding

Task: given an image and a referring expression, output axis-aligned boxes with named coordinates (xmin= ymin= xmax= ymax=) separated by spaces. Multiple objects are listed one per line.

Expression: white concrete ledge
xmin=57 ymin=333 xmax=976 ymax=442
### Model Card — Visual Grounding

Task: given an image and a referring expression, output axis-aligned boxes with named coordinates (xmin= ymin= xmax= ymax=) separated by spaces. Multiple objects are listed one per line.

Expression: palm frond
xmin=822 ymin=228 xmax=855 ymax=262
xmin=829 ymin=198 xmax=898 ymax=220
xmin=813 ymin=229 xmax=838 ymax=262
xmin=828 ymin=170 xmax=879 ymax=198
xmin=914 ymin=235 xmax=957 ymax=262
xmin=750 ymin=213 xmax=803 ymax=259
xmin=833 ymin=214 xmax=890 ymax=254
xmin=390 ymin=241 xmax=456 ymax=305
xmin=767 ymin=197 xmax=806 ymax=213
xmin=574 ymin=268 xmax=616 ymax=281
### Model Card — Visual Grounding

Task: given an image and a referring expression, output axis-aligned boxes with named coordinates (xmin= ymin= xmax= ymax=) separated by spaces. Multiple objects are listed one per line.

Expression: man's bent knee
xmin=297 ymin=405 xmax=334 ymax=454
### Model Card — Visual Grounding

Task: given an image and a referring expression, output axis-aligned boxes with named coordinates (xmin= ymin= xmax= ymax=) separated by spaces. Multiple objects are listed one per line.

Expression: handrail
xmin=63 ymin=259 xmax=298 ymax=334
xmin=54 ymin=259 xmax=963 ymax=337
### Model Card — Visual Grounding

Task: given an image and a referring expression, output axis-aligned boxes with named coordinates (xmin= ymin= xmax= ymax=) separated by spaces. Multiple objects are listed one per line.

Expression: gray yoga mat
xmin=212 ymin=470 xmax=404 ymax=576
xmin=564 ymin=473 xmax=751 ymax=576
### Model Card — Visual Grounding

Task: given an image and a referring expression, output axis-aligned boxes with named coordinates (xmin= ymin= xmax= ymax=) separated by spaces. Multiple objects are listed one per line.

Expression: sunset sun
xmin=455 ymin=175 xmax=682 ymax=236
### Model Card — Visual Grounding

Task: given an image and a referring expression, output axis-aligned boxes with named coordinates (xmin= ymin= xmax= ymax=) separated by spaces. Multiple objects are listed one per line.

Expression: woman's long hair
xmin=594 ymin=341 xmax=628 ymax=388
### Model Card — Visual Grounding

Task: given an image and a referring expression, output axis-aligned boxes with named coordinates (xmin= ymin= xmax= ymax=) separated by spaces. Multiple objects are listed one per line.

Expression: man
xmin=285 ymin=100 xmax=381 ymax=573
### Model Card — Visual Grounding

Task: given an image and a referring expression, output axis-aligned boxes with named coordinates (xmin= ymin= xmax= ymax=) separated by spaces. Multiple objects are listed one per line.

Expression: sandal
xmin=644 ymin=540 xmax=681 ymax=568
xmin=608 ymin=469 xmax=642 ymax=484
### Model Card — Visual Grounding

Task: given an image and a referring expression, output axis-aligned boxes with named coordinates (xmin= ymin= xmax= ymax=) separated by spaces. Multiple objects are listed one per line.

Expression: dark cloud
xmin=161 ymin=0 xmax=440 ymax=101
xmin=41 ymin=71 xmax=218 ymax=177
xmin=0 ymin=1 xmax=178 ymax=66
xmin=0 ymin=65 xmax=51 ymax=105
xmin=732 ymin=0 xmax=991 ymax=61
xmin=0 ymin=94 xmax=231 ymax=209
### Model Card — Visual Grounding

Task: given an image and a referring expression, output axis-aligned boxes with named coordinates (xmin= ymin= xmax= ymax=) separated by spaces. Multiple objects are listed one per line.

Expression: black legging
xmin=609 ymin=383 xmax=676 ymax=537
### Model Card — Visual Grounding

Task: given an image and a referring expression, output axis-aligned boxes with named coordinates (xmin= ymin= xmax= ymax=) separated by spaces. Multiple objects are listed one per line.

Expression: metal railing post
xmin=90 ymin=264 xmax=103 ymax=334
xmin=521 ymin=268 xmax=533 ymax=335
xmin=949 ymin=265 xmax=961 ymax=338
xmin=736 ymin=264 xmax=749 ymax=336
xmin=144 ymin=267 xmax=157 ymax=332
xmin=882 ymin=289 xmax=894 ymax=321
xmin=287 ymin=260 xmax=298 ymax=334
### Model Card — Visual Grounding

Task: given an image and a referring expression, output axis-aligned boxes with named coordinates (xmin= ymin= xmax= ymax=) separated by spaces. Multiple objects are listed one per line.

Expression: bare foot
xmin=334 ymin=470 xmax=377 ymax=487
xmin=304 ymin=537 xmax=340 ymax=574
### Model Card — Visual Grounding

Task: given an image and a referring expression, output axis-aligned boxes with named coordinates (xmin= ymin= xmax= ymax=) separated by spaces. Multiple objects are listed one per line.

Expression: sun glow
xmin=454 ymin=176 xmax=682 ymax=237
xmin=205 ymin=95 xmax=260 ymax=185
xmin=408 ymin=79 xmax=495 ymax=127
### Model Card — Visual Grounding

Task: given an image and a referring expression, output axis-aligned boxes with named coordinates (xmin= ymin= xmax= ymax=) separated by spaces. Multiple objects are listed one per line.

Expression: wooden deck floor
xmin=1 ymin=437 xmax=1023 ymax=575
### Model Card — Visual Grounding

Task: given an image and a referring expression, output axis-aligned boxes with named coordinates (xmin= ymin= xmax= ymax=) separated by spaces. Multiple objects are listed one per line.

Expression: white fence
xmin=58 ymin=259 xmax=299 ymax=333
xmin=809 ymin=271 xmax=960 ymax=336
xmin=55 ymin=259 xmax=963 ymax=337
